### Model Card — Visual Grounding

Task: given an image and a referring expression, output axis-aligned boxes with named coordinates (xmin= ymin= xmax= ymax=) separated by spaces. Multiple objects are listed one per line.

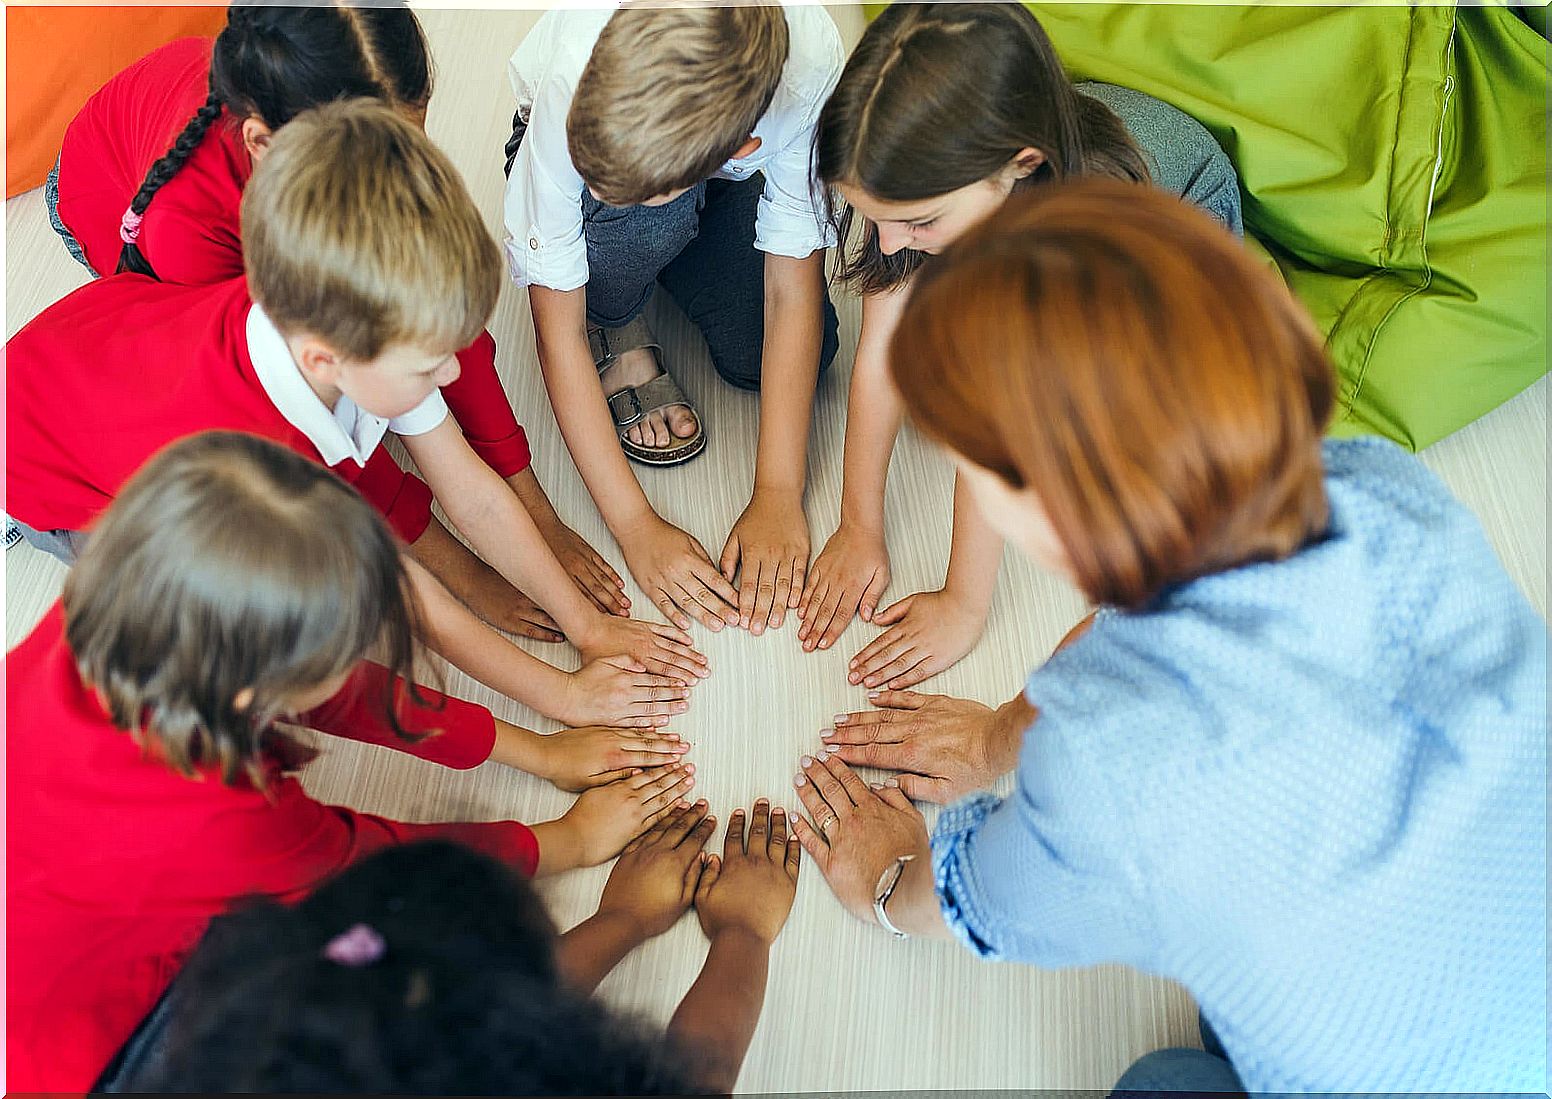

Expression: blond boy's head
xmin=568 ymin=5 xmax=790 ymax=207
xmin=242 ymin=99 xmax=500 ymax=360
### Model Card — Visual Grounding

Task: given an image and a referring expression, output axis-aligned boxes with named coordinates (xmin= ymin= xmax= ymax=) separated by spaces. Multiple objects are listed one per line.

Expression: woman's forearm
xmin=666 ymin=928 xmax=771 ymax=1093
xmin=530 ymin=285 xmax=659 ymax=540
xmin=752 ymin=252 xmax=825 ymax=496
xmin=839 ymin=288 xmax=911 ymax=530
xmin=942 ymin=472 xmax=1004 ymax=613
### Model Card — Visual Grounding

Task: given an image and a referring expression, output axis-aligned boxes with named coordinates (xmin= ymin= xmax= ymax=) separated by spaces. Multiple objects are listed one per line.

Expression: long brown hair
xmin=892 ymin=181 xmax=1334 ymax=611
xmin=816 ymin=2 xmax=1149 ymax=295
xmin=62 ymin=431 xmax=427 ymax=787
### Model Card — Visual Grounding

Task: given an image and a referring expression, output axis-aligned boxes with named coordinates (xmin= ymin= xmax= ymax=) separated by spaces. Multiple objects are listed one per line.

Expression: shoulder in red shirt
xmin=55 ymin=37 xmax=248 ymax=284
xmin=4 ymin=275 xmax=434 ymax=542
xmin=5 ymin=603 xmax=536 ymax=1093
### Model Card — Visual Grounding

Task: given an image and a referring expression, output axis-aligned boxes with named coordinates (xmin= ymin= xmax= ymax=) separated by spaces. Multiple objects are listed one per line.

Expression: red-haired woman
xmin=790 ymin=183 xmax=1545 ymax=1094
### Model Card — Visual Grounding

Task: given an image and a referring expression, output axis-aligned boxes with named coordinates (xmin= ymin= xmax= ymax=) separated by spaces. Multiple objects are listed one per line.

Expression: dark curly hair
xmin=126 ymin=842 xmax=703 ymax=1095
xmin=119 ymin=0 xmax=433 ymax=278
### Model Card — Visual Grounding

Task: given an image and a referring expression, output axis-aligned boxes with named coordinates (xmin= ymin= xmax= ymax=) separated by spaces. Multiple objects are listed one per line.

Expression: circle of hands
xmin=533 ymin=515 xmax=1040 ymax=939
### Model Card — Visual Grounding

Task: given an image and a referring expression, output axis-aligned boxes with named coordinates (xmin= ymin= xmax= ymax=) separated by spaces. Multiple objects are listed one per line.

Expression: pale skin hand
xmin=719 ymin=251 xmax=826 ymax=635
xmin=529 ymin=285 xmax=741 ymax=633
xmin=821 ymin=690 xmax=1033 ymax=804
xmin=849 ymin=474 xmax=1002 ymax=689
xmin=506 ymin=466 xmax=629 ymax=616
xmin=799 ymin=520 xmax=891 ymax=652
xmin=720 ymin=488 xmax=808 ymax=636
xmin=557 ymin=653 xmax=690 ymax=730
xmin=790 ymin=752 xmax=946 ymax=936
xmin=620 ymin=513 xmax=742 ymax=633
xmin=824 ymin=614 xmax=1093 ymax=801
xmin=401 ymin=418 xmax=706 ymax=679
xmin=529 ymin=761 xmax=697 ymax=874
xmin=798 ymin=287 xmax=907 ymax=649
xmin=486 ymin=718 xmax=691 ymax=793
xmin=407 ymin=516 xmax=565 ymax=642
xmin=557 ymin=801 xmax=717 ymax=994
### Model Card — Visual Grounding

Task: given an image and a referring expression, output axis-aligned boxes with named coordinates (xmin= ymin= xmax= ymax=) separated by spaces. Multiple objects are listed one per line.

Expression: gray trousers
xmin=13 ymin=518 xmax=88 ymax=564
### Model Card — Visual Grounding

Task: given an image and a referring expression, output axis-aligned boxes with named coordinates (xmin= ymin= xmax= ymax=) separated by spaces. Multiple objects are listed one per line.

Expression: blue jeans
xmin=45 ymin=158 xmax=99 ymax=276
xmin=505 ymin=112 xmax=838 ymax=392
xmin=1112 ymin=1013 xmax=1245 ymax=1096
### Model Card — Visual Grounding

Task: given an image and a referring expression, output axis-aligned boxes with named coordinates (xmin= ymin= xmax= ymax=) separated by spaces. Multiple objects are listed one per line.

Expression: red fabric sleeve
xmin=299 ymin=662 xmax=497 ymax=771
xmin=343 ymin=448 xmax=434 ymax=544
xmin=227 ymin=778 xmax=541 ymax=900
xmin=444 ymin=330 xmax=532 ymax=478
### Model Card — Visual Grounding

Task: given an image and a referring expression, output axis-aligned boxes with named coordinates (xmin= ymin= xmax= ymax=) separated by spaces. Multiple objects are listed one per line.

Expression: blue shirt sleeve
xmin=931 ymin=670 xmax=1159 ymax=968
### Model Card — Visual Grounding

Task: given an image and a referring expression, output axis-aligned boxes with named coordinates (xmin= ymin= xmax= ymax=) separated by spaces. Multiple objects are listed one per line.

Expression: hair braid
xmin=116 ymin=94 xmax=224 ymax=276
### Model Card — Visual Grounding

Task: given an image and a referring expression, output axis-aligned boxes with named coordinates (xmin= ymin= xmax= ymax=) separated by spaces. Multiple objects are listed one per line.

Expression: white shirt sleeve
xmin=501 ymin=22 xmax=592 ymax=291
xmin=387 ymin=390 xmax=449 ymax=437
xmin=751 ymin=9 xmax=844 ymax=260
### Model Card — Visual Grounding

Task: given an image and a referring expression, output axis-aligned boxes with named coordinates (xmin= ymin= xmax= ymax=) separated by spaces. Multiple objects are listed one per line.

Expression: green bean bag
xmin=865 ymin=3 xmax=1548 ymax=449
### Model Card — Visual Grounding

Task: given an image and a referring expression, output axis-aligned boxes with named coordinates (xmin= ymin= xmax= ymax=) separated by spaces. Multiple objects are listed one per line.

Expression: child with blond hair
xmin=8 ymin=99 xmax=706 ymax=734
xmin=503 ymin=4 xmax=844 ymax=636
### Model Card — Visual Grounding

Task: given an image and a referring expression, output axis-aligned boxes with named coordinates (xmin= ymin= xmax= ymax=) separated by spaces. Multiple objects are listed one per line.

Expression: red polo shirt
xmin=5 ymin=275 xmax=438 ymax=543
xmin=5 ymin=603 xmax=538 ymax=1094
xmin=52 ymin=36 xmax=531 ymax=477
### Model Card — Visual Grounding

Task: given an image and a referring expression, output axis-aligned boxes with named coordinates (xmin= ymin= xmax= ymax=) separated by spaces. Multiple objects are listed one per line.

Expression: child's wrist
xmin=708 ymin=924 xmax=775 ymax=952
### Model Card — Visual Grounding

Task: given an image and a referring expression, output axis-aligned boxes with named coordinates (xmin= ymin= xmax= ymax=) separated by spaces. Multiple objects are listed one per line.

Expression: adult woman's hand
xmin=820 ymin=690 xmax=1033 ymax=803
xmin=789 ymin=752 xmax=936 ymax=930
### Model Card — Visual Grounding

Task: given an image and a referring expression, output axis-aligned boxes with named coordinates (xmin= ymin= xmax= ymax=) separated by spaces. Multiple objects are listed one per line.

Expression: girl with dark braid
xmin=48 ymin=0 xmax=645 ymax=632
xmin=53 ymin=0 xmax=431 ymax=284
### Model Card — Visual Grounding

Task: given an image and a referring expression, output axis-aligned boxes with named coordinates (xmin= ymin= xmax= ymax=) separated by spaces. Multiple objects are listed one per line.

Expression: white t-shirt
xmin=246 ymin=304 xmax=448 ymax=468
xmin=502 ymin=3 xmax=844 ymax=292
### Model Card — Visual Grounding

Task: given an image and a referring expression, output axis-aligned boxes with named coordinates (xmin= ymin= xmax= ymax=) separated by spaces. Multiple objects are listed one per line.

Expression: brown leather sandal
xmin=588 ymin=315 xmax=706 ymax=466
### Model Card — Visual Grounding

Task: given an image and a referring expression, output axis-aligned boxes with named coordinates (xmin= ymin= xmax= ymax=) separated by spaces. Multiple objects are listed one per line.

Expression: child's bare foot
xmin=600 ymin=346 xmax=698 ymax=450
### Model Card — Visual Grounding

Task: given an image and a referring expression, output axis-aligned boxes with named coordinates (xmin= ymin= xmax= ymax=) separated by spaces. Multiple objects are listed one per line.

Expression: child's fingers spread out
xmin=663 ymin=799 xmax=709 ymax=846
xmin=769 ymin=805 xmax=789 ymax=855
xmin=723 ymin=808 xmax=747 ymax=858
xmin=695 ymin=854 xmax=722 ymax=902
xmin=749 ymin=799 xmax=771 ymax=850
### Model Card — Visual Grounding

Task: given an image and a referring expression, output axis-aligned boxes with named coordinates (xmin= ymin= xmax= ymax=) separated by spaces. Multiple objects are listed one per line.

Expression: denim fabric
xmin=1111 ymin=1048 xmax=1244 ymax=1095
xmin=45 ymin=159 xmax=99 ymax=276
xmin=12 ymin=519 xmax=87 ymax=565
xmin=504 ymin=108 xmax=838 ymax=391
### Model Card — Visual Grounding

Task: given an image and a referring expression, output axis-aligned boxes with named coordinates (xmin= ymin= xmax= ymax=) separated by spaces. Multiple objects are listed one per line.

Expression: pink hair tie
xmin=118 ymin=209 xmax=144 ymax=245
xmin=322 ymin=923 xmax=386 ymax=967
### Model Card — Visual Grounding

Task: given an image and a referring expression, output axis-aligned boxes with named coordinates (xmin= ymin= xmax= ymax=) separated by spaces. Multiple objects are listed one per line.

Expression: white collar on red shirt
xmin=244 ymin=304 xmax=447 ymax=468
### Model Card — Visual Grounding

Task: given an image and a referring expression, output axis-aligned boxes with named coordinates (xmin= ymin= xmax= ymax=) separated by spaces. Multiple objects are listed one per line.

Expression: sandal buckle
xmin=607 ymin=387 xmax=644 ymax=428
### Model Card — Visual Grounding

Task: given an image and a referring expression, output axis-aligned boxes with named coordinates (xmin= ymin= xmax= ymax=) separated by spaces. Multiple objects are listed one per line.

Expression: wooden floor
xmin=5 ymin=7 xmax=1546 ymax=1092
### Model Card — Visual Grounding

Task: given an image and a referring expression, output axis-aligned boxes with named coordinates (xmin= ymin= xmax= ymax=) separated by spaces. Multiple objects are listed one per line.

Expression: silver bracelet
xmin=872 ymin=853 xmax=917 ymax=939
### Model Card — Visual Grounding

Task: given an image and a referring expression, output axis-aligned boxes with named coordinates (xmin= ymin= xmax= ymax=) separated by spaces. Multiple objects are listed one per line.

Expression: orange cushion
xmin=5 ymin=5 xmax=226 ymax=197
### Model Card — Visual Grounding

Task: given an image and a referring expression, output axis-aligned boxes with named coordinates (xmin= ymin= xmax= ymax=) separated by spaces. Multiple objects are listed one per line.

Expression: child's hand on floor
xmin=544 ymin=762 xmax=696 ymax=871
xmin=694 ymin=800 xmax=801 ymax=946
xmin=798 ymin=521 xmax=891 ymax=652
xmin=573 ymin=614 xmax=709 ymax=685
xmin=536 ymin=726 xmax=692 ymax=793
xmin=596 ymin=800 xmax=717 ymax=937
xmin=559 ymin=655 xmax=690 ymax=729
xmin=720 ymin=490 xmax=810 ymax=636
xmin=619 ymin=515 xmax=741 ymax=633
xmin=540 ymin=515 xmax=632 ymax=618
xmin=848 ymin=587 xmax=986 ymax=690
